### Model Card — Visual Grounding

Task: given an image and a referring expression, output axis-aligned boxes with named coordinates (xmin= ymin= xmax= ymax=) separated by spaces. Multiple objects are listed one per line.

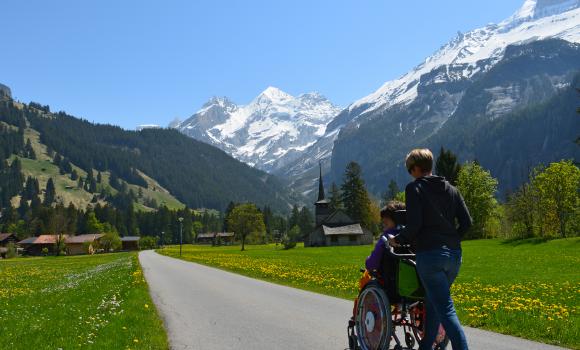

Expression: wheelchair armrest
xmin=381 ymin=236 xmax=416 ymax=258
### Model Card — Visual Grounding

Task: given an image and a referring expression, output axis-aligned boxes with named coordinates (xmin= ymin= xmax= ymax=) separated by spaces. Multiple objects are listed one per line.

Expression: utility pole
xmin=178 ymin=217 xmax=184 ymax=257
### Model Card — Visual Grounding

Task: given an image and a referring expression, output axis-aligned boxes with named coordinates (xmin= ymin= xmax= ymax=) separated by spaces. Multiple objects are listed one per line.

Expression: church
xmin=305 ymin=168 xmax=373 ymax=247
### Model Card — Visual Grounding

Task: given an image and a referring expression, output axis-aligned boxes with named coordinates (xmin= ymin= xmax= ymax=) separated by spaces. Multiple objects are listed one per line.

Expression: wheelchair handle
xmin=380 ymin=236 xmax=416 ymax=258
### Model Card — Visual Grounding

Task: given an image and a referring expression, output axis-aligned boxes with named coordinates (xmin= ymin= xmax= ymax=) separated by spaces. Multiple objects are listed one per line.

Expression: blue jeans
xmin=416 ymin=247 xmax=468 ymax=350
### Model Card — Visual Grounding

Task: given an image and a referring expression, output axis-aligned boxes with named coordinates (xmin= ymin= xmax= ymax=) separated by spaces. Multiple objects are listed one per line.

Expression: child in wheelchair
xmin=359 ymin=200 xmax=406 ymax=295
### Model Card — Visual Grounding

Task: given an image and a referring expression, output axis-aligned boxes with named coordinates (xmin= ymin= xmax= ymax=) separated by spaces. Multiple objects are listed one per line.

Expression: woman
xmin=389 ymin=148 xmax=472 ymax=350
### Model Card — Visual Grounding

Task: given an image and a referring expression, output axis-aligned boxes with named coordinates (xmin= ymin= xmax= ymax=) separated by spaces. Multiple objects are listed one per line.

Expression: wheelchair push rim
xmin=355 ymin=281 xmax=392 ymax=350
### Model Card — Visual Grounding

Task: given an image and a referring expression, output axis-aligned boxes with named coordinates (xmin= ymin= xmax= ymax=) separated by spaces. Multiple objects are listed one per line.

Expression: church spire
xmin=317 ymin=161 xmax=325 ymax=201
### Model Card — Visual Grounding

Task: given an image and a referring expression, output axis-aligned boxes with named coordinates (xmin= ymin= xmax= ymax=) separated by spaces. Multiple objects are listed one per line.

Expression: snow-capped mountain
xmin=280 ymin=0 xmax=580 ymax=197
xmin=176 ymin=87 xmax=341 ymax=172
xmin=343 ymin=0 xmax=579 ymax=123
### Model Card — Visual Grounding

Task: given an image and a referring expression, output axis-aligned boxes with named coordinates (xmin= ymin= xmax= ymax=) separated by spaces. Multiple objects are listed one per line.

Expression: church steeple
xmin=317 ymin=162 xmax=325 ymax=201
xmin=314 ymin=161 xmax=330 ymax=226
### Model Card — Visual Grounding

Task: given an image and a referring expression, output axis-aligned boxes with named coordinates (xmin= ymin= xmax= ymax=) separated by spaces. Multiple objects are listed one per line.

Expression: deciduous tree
xmin=532 ymin=160 xmax=580 ymax=238
xmin=227 ymin=203 xmax=266 ymax=251
xmin=457 ymin=162 xmax=498 ymax=239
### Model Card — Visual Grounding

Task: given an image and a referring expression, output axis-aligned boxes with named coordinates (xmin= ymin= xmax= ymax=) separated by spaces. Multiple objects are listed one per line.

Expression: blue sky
xmin=2 ymin=0 xmax=524 ymax=129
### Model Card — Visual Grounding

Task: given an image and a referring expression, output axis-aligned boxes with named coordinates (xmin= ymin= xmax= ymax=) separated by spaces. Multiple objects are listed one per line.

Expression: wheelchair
xmin=347 ymin=236 xmax=448 ymax=350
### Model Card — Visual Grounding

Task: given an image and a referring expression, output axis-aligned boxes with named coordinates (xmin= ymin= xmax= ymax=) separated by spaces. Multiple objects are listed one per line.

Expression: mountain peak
xmin=202 ymin=96 xmax=236 ymax=109
xmin=512 ymin=0 xmax=579 ymax=22
xmin=256 ymin=86 xmax=294 ymax=102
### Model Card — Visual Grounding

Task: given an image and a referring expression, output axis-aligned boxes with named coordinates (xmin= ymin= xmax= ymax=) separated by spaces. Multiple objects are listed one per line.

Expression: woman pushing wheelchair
xmin=349 ymin=149 xmax=472 ymax=350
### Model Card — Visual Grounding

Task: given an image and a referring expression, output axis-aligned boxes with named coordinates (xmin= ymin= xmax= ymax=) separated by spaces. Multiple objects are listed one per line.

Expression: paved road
xmin=139 ymin=250 xmax=568 ymax=350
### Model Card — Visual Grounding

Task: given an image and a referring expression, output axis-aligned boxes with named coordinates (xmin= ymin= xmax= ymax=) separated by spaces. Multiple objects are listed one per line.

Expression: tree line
xmin=379 ymin=147 xmax=579 ymax=240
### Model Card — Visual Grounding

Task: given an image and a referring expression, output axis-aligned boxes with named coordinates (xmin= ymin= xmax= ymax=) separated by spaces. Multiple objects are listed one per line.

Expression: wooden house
xmin=121 ymin=236 xmax=141 ymax=251
xmin=66 ymin=234 xmax=104 ymax=255
xmin=18 ymin=235 xmax=69 ymax=256
xmin=0 ymin=233 xmax=18 ymax=258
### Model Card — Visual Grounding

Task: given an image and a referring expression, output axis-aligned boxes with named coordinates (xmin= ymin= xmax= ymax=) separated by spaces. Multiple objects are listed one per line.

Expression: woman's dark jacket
xmin=395 ymin=175 xmax=472 ymax=252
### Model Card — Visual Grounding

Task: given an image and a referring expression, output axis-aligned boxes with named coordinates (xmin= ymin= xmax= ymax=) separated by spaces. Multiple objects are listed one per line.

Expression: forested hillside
xmin=0 ymin=93 xmax=296 ymax=213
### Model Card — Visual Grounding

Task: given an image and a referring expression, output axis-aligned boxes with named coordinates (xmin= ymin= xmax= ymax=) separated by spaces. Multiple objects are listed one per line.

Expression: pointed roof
xmin=317 ymin=162 xmax=325 ymax=202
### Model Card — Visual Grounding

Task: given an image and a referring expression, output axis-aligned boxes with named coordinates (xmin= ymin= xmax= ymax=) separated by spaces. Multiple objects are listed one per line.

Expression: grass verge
xmin=0 ymin=253 xmax=168 ymax=349
xmin=158 ymin=238 xmax=579 ymax=349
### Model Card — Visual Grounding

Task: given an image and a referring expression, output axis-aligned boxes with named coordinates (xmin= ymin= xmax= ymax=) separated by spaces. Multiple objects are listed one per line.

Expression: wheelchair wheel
xmin=410 ymin=302 xmax=449 ymax=349
xmin=355 ymin=281 xmax=392 ymax=350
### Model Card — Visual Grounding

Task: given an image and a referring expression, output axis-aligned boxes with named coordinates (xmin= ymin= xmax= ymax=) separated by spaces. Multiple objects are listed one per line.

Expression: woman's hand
xmin=387 ymin=234 xmax=400 ymax=247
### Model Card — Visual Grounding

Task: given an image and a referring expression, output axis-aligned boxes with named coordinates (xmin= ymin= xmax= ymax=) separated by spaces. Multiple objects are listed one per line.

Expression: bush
xmin=6 ymin=242 xmax=17 ymax=258
xmin=98 ymin=230 xmax=122 ymax=252
xmin=139 ymin=236 xmax=158 ymax=250
xmin=282 ymin=225 xmax=300 ymax=250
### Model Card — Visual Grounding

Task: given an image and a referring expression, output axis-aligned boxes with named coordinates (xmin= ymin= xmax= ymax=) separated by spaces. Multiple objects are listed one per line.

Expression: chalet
xmin=121 ymin=236 xmax=141 ymax=251
xmin=305 ymin=167 xmax=373 ymax=247
xmin=66 ymin=234 xmax=104 ymax=255
xmin=196 ymin=232 xmax=235 ymax=245
xmin=0 ymin=233 xmax=18 ymax=258
xmin=18 ymin=234 xmax=69 ymax=256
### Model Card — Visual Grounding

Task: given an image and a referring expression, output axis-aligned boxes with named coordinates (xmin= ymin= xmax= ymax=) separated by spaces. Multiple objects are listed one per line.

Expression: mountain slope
xmin=0 ymin=93 xmax=297 ymax=212
xmin=330 ymin=39 xmax=580 ymax=194
xmin=285 ymin=0 xmax=580 ymax=196
xmin=177 ymin=87 xmax=341 ymax=172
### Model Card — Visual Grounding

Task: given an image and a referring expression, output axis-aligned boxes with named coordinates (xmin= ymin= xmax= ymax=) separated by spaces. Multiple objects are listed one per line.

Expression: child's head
xmin=380 ymin=201 xmax=406 ymax=229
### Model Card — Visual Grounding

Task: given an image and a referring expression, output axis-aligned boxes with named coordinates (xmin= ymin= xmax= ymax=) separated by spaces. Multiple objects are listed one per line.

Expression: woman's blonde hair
xmin=405 ymin=148 xmax=433 ymax=174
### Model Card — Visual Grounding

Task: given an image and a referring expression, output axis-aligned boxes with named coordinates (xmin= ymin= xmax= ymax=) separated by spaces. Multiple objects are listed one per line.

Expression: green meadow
xmin=160 ymin=238 xmax=580 ymax=349
xmin=0 ymin=253 xmax=168 ymax=350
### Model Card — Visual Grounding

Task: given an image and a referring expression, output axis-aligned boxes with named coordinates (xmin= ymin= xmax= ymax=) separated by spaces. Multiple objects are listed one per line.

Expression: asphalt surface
xmin=139 ymin=250 xmax=569 ymax=350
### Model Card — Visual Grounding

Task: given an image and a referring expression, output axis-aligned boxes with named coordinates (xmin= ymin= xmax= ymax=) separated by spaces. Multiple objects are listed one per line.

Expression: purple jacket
xmin=365 ymin=227 xmax=400 ymax=271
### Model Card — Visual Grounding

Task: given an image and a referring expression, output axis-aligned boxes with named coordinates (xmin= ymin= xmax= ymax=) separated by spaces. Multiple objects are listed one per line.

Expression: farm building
xmin=305 ymin=168 xmax=373 ymax=247
xmin=0 ymin=233 xmax=17 ymax=246
xmin=66 ymin=234 xmax=105 ymax=255
xmin=121 ymin=236 xmax=141 ymax=251
xmin=196 ymin=232 xmax=235 ymax=245
xmin=18 ymin=235 xmax=69 ymax=255
xmin=0 ymin=233 xmax=18 ymax=258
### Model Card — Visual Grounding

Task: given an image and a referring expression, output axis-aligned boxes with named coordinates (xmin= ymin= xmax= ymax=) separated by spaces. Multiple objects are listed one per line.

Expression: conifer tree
xmin=435 ymin=147 xmax=461 ymax=185
xmin=53 ymin=154 xmax=62 ymax=167
xmin=44 ymin=178 xmax=56 ymax=206
xmin=288 ymin=204 xmax=300 ymax=230
xmin=341 ymin=161 xmax=373 ymax=229
xmin=382 ymin=179 xmax=399 ymax=206
xmin=328 ymin=182 xmax=342 ymax=211
xmin=297 ymin=206 xmax=314 ymax=239
xmin=223 ymin=201 xmax=236 ymax=232
xmin=24 ymin=139 xmax=36 ymax=159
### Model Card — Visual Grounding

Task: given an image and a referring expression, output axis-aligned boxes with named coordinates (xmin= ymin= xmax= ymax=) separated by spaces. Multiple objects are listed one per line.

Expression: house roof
xmin=320 ymin=209 xmax=356 ymax=227
xmin=0 ymin=233 xmax=16 ymax=242
xmin=322 ymin=224 xmax=364 ymax=236
xmin=121 ymin=236 xmax=141 ymax=242
xmin=18 ymin=235 xmax=69 ymax=245
xmin=66 ymin=234 xmax=105 ymax=244
xmin=18 ymin=237 xmax=37 ymax=244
